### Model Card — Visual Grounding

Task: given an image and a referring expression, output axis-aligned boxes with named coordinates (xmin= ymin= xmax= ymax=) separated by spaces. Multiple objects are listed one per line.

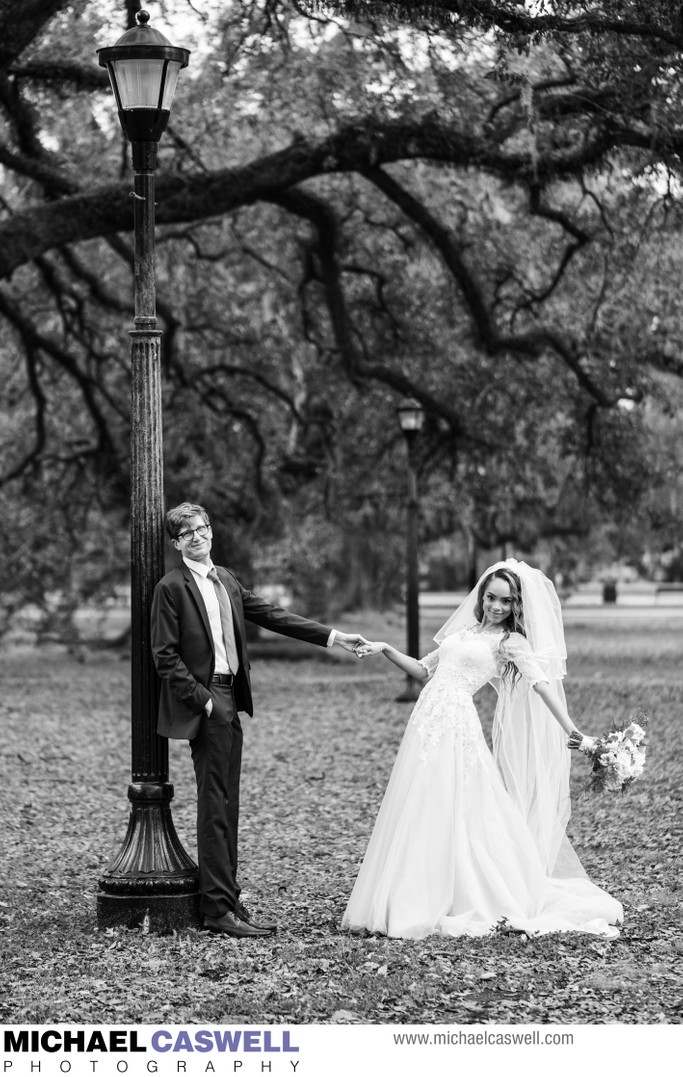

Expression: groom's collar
xmin=182 ymin=556 xmax=214 ymax=579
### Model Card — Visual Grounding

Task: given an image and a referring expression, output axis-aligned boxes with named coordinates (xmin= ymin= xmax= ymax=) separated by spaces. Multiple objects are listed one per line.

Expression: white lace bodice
xmin=412 ymin=627 xmax=548 ymax=762
xmin=419 ymin=627 xmax=548 ymax=693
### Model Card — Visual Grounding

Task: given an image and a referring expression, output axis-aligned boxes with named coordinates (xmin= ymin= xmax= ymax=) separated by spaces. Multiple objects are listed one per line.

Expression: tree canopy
xmin=2 ymin=0 xmax=683 ymax=635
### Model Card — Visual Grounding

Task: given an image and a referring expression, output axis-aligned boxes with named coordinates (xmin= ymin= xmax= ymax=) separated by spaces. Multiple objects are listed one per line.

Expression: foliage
xmin=2 ymin=0 xmax=683 ymax=631
xmin=1 ymin=613 xmax=681 ymax=1025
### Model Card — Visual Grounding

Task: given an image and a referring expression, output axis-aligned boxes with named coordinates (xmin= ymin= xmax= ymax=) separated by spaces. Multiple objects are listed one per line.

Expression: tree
xmin=2 ymin=0 xmax=683 ymax=637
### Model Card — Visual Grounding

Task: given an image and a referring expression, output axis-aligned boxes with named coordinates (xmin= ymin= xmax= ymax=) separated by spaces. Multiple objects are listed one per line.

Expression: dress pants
xmin=189 ymin=684 xmax=243 ymax=919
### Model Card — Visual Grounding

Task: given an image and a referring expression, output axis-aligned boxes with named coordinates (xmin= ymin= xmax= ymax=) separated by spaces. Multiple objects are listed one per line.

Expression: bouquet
xmin=568 ymin=712 xmax=649 ymax=793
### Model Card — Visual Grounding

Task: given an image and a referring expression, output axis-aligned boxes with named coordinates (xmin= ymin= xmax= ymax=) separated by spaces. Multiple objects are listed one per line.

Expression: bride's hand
xmin=567 ymin=730 xmax=596 ymax=753
xmin=354 ymin=641 xmax=386 ymax=659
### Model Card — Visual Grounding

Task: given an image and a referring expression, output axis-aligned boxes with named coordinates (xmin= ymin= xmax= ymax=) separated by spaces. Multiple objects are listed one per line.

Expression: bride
xmin=343 ymin=559 xmax=623 ymax=939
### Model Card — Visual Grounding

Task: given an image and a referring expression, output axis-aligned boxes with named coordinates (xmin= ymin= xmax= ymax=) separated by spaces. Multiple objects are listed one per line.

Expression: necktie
xmin=207 ymin=568 xmax=240 ymax=673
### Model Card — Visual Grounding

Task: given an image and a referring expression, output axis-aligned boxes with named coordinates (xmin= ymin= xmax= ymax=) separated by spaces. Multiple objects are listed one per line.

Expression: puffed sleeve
xmin=500 ymin=633 xmax=549 ymax=687
xmin=418 ymin=648 xmax=440 ymax=680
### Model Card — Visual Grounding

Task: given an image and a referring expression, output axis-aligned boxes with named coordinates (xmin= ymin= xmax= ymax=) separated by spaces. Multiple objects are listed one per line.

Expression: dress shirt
xmin=183 ymin=557 xmax=234 ymax=674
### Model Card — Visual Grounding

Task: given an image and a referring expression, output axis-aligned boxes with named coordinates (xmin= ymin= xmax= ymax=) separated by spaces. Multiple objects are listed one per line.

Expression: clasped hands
xmin=333 ymin=632 xmax=382 ymax=657
xmin=354 ymin=641 xmax=385 ymax=658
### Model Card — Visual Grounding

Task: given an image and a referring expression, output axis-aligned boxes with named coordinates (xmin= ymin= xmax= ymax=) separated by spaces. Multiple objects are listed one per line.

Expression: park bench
xmin=654 ymin=582 xmax=683 ymax=599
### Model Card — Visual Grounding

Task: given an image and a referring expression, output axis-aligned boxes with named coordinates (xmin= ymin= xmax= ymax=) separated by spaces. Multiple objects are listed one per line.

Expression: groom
xmin=151 ymin=501 xmax=364 ymax=938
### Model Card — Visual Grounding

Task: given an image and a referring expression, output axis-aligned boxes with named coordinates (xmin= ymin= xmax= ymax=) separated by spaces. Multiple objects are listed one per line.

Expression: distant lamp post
xmin=396 ymin=399 xmax=425 ymax=702
xmin=95 ymin=13 xmax=196 ymax=931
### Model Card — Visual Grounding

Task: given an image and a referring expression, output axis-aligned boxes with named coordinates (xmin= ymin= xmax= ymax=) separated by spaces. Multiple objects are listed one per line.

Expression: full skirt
xmin=341 ymin=700 xmax=623 ymax=939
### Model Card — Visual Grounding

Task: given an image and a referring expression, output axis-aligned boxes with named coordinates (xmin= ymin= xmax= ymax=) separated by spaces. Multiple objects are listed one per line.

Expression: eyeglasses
xmin=177 ymin=524 xmax=211 ymax=542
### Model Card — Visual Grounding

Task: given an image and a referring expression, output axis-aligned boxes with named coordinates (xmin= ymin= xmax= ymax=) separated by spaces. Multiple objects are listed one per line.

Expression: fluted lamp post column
xmin=396 ymin=399 xmax=425 ymax=703
xmin=95 ymin=12 xmax=197 ymax=931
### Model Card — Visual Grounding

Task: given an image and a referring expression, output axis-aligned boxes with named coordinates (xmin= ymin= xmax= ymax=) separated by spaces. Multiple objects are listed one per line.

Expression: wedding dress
xmin=342 ymin=625 xmax=623 ymax=939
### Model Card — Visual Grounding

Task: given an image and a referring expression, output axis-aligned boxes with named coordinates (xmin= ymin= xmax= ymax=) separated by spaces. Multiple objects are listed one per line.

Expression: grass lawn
xmin=1 ymin=613 xmax=681 ymax=1026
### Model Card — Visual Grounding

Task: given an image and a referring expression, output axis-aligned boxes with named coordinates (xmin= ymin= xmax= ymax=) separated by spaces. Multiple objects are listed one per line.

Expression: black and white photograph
xmin=0 ymin=0 xmax=681 ymax=1073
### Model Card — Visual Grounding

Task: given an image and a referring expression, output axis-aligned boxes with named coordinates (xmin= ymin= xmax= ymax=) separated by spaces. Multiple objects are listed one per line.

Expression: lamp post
xmin=95 ymin=12 xmax=197 ymax=932
xmin=396 ymin=399 xmax=425 ymax=703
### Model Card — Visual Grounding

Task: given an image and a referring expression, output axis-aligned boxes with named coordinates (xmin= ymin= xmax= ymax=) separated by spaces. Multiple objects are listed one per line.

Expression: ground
xmin=0 ymin=610 xmax=681 ymax=1026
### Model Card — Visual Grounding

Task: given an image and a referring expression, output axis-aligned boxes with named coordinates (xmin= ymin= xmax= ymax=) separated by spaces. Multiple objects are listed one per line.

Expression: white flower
xmin=624 ymin=722 xmax=646 ymax=745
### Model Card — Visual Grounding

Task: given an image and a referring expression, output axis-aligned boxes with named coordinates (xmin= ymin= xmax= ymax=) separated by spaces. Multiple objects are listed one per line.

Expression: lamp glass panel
xmin=111 ymin=58 xmax=180 ymax=110
xmin=159 ymin=63 xmax=182 ymax=110
xmin=397 ymin=408 xmax=424 ymax=432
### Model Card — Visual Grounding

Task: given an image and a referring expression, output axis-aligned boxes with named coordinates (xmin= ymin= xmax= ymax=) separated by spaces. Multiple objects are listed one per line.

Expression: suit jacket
xmin=151 ymin=562 xmax=332 ymax=739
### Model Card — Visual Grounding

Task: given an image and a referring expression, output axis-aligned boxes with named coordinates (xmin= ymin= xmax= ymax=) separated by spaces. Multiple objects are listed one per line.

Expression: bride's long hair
xmin=474 ymin=567 xmax=525 ymax=683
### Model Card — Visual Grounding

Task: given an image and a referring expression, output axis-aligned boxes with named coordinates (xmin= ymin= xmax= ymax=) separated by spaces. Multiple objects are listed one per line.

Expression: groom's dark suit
xmin=152 ymin=562 xmax=331 ymax=740
xmin=151 ymin=560 xmax=333 ymax=921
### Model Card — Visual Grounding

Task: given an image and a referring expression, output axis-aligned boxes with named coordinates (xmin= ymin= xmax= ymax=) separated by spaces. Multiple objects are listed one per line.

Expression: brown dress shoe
xmin=234 ymin=902 xmax=277 ymax=933
xmin=202 ymin=911 xmax=274 ymax=938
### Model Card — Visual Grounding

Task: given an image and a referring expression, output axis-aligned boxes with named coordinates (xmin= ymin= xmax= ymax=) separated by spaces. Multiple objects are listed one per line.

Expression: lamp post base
xmin=395 ymin=677 xmax=422 ymax=703
xmin=97 ymin=892 xmax=200 ymax=933
xmin=97 ymin=782 xmax=200 ymax=932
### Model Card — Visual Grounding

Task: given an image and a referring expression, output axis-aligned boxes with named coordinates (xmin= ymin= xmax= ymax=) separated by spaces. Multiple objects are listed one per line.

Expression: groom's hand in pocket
xmin=206 ymin=691 xmax=231 ymax=723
